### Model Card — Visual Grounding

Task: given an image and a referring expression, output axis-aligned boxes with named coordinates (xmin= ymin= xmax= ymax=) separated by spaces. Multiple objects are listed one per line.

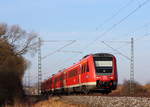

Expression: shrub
xmin=120 ymin=80 xmax=148 ymax=96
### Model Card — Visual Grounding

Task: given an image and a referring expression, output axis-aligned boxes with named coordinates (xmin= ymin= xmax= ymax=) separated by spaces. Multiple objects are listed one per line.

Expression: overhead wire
xmin=107 ymin=32 xmax=150 ymax=51
xmin=96 ymin=0 xmax=135 ymax=31
xmin=101 ymin=41 xmax=131 ymax=60
xmin=99 ymin=32 xmax=150 ymax=61
xmin=42 ymin=40 xmax=76 ymax=59
xmin=107 ymin=22 xmax=150 ymax=50
xmin=94 ymin=0 xmax=150 ymax=43
xmin=38 ymin=40 xmax=79 ymax=80
xmin=115 ymin=21 xmax=150 ymax=41
xmin=135 ymin=33 xmax=150 ymax=41
xmin=58 ymin=50 xmax=82 ymax=54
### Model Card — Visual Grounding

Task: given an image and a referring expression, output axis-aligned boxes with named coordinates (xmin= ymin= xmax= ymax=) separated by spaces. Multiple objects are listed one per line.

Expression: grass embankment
xmin=5 ymin=97 xmax=87 ymax=107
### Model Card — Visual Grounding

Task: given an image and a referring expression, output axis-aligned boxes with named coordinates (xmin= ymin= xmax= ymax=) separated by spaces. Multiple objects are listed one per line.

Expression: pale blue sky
xmin=0 ymin=0 xmax=150 ymax=85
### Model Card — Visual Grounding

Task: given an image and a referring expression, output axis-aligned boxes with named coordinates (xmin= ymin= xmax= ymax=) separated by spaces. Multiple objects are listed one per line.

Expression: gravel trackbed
xmin=61 ymin=96 xmax=150 ymax=107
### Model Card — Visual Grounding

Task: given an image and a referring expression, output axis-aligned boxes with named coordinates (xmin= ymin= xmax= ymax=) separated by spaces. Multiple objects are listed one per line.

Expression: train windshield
xmin=94 ymin=57 xmax=113 ymax=75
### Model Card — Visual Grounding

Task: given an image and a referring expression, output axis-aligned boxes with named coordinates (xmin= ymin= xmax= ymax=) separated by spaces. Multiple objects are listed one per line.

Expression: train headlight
xmin=109 ymin=76 xmax=113 ymax=79
xmin=96 ymin=77 xmax=101 ymax=79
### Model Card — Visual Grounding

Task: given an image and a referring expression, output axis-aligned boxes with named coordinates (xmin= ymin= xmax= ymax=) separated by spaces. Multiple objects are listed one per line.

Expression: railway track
xmin=60 ymin=95 xmax=150 ymax=107
xmin=26 ymin=94 xmax=150 ymax=107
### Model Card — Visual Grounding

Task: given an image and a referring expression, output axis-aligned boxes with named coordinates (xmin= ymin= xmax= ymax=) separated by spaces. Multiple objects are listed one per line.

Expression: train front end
xmin=93 ymin=53 xmax=118 ymax=91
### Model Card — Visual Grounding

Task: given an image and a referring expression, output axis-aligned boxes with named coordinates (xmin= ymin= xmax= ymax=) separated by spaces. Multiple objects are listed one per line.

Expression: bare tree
xmin=0 ymin=23 xmax=39 ymax=56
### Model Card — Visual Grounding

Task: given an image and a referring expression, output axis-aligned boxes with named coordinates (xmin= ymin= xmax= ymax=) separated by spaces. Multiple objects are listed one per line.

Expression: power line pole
xmin=38 ymin=38 xmax=42 ymax=95
xmin=130 ymin=37 xmax=134 ymax=96
xmin=36 ymin=39 xmax=76 ymax=95
xmin=101 ymin=38 xmax=135 ymax=96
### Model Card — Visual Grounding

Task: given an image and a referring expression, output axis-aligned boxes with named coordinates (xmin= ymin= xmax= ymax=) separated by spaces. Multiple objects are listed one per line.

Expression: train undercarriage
xmin=41 ymin=81 xmax=117 ymax=96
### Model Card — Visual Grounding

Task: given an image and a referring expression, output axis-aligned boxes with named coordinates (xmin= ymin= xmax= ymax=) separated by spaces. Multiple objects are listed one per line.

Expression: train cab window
xmin=94 ymin=57 xmax=113 ymax=75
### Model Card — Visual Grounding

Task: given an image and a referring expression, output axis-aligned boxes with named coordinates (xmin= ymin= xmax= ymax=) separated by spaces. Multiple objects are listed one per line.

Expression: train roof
xmin=83 ymin=53 xmax=114 ymax=59
xmin=64 ymin=53 xmax=115 ymax=72
xmin=93 ymin=53 xmax=114 ymax=57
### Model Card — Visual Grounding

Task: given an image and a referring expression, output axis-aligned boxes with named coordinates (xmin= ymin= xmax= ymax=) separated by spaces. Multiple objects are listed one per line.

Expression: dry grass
xmin=5 ymin=97 xmax=87 ymax=107
xmin=110 ymin=84 xmax=122 ymax=95
xmin=33 ymin=97 xmax=87 ymax=107
xmin=144 ymin=84 xmax=150 ymax=93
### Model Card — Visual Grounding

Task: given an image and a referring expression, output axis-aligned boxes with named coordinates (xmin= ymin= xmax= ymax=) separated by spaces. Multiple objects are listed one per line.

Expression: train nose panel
xmin=96 ymin=76 xmax=111 ymax=82
xmin=102 ymin=76 xmax=111 ymax=81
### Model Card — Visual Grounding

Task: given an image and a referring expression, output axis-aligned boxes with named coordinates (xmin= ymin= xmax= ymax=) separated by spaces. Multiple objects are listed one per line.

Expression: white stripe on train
xmin=51 ymin=82 xmax=96 ymax=90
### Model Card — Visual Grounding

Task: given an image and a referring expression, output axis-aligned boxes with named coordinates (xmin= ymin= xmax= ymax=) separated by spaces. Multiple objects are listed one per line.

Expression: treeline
xmin=0 ymin=23 xmax=39 ymax=105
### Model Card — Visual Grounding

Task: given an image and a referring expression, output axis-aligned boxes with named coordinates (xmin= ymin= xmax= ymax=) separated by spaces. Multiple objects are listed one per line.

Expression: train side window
xmin=81 ymin=64 xmax=87 ymax=73
xmin=67 ymin=72 xmax=69 ymax=78
xmin=86 ymin=63 xmax=89 ymax=72
xmin=84 ymin=64 xmax=86 ymax=73
xmin=50 ymin=79 xmax=52 ymax=84
xmin=81 ymin=65 xmax=85 ymax=74
xmin=81 ymin=63 xmax=89 ymax=73
xmin=60 ymin=75 xmax=63 ymax=81
xmin=54 ymin=78 xmax=57 ymax=83
xmin=69 ymin=71 xmax=72 ymax=77
xmin=69 ymin=69 xmax=78 ymax=77
xmin=74 ymin=70 xmax=77 ymax=76
xmin=69 ymin=70 xmax=73 ymax=77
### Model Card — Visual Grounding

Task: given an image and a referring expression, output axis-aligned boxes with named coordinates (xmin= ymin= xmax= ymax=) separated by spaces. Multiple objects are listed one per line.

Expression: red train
xmin=41 ymin=53 xmax=118 ymax=95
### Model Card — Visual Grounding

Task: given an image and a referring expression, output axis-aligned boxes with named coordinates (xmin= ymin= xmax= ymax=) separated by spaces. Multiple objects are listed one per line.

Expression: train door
xmin=51 ymin=76 xmax=55 ymax=92
xmin=54 ymin=77 xmax=57 ymax=91
xmin=81 ymin=62 xmax=89 ymax=83
xmin=78 ymin=65 xmax=81 ymax=86
xmin=49 ymin=79 xmax=52 ymax=91
xmin=63 ymin=71 xmax=66 ymax=89
xmin=74 ymin=66 xmax=80 ymax=86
